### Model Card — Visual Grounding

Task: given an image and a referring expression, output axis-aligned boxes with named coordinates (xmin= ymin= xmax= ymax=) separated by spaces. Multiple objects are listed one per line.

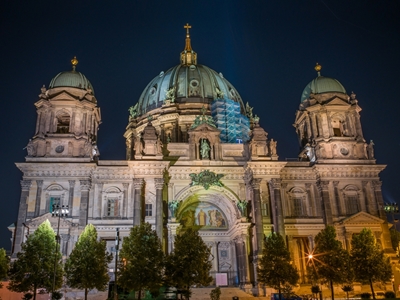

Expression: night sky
xmin=1 ymin=1 xmax=399 ymax=250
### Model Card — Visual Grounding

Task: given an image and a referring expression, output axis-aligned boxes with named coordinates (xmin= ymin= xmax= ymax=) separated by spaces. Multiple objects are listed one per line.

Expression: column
xmin=234 ymin=236 xmax=246 ymax=287
xmin=333 ymin=181 xmax=341 ymax=216
xmin=122 ymin=183 xmax=129 ymax=219
xmin=372 ymin=181 xmax=386 ymax=219
xmin=34 ymin=180 xmax=43 ymax=217
xmin=133 ymin=178 xmax=144 ymax=226
xmin=270 ymin=178 xmax=285 ymax=235
xmin=251 ymin=178 xmax=263 ymax=253
xmin=68 ymin=180 xmax=75 ymax=216
xmin=96 ymin=183 xmax=104 ymax=218
xmin=166 ymin=222 xmax=180 ymax=253
xmin=78 ymin=180 xmax=91 ymax=227
xmin=318 ymin=181 xmax=333 ymax=225
xmin=363 ymin=181 xmax=377 ymax=216
xmin=154 ymin=178 xmax=164 ymax=240
xmin=13 ymin=180 xmax=32 ymax=255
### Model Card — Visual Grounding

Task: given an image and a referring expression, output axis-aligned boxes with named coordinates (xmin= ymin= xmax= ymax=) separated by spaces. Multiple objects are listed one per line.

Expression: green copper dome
xmin=49 ymin=71 xmax=94 ymax=94
xmin=301 ymin=76 xmax=346 ymax=102
xmin=48 ymin=57 xmax=95 ymax=94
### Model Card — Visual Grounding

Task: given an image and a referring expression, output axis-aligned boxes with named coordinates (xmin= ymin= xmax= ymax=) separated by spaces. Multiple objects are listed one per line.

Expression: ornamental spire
xmin=71 ymin=56 xmax=78 ymax=71
xmin=315 ymin=62 xmax=322 ymax=77
xmin=180 ymin=23 xmax=197 ymax=65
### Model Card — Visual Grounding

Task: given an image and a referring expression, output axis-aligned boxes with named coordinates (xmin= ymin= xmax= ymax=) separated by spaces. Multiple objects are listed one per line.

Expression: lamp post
xmin=114 ymin=227 xmax=120 ymax=300
xmin=52 ymin=204 xmax=69 ymax=296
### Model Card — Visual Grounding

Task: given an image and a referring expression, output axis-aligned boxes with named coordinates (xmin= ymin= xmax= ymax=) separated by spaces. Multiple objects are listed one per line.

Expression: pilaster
xmin=13 ymin=180 xmax=32 ymax=255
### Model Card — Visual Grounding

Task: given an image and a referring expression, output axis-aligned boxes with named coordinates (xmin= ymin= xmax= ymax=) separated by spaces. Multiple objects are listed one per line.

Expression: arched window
xmin=56 ymin=112 xmax=70 ymax=133
xmin=103 ymin=187 xmax=122 ymax=218
xmin=287 ymin=187 xmax=308 ymax=217
xmin=343 ymin=185 xmax=360 ymax=215
xmin=45 ymin=184 xmax=67 ymax=213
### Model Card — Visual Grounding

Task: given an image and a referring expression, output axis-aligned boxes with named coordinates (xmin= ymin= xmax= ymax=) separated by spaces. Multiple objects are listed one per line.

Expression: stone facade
xmin=10 ymin=32 xmax=393 ymax=295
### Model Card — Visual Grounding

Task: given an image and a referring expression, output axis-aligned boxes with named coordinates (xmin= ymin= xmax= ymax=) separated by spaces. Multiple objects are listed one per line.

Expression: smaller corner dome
xmin=301 ymin=76 xmax=346 ymax=102
xmin=49 ymin=70 xmax=95 ymax=95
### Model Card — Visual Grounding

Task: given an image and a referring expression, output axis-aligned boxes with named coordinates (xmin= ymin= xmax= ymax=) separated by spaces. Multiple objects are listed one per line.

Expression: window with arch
xmin=343 ymin=185 xmax=360 ymax=215
xmin=103 ymin=187 xmax=122 ymax=218
xmin=331 ymin=114 xmax=347 ymax=137
xmin=287 ymin=187 xmax=308 ymax=217
xmin=45 ymin=184 xmax=67 ymax=213
xmin=56 ymin=112 xmax=70 ymax=133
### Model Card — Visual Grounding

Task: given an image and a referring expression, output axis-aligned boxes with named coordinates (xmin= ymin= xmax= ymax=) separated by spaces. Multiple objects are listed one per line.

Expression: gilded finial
xmin=71 ymin=56 xmax=78 ymax=71
xmin=180 ymin=23 xmax=197 ymax=65
xmin=315 ymin=62 xmax=321 ymax=76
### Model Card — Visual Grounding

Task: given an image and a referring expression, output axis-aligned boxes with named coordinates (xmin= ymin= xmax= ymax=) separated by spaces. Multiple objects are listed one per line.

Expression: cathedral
xmin=10 ymin=25 xmax=392 ymax=294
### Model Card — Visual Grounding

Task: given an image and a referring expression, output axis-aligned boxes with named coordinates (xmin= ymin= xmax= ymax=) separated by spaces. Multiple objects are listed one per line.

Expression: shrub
xmin=360 ymin=292 xmax=371 ymax=299
xmin=210 ymin=287 xmax=221 ymax=300
xmin=384 ymin=291 xmax=395 ymax=298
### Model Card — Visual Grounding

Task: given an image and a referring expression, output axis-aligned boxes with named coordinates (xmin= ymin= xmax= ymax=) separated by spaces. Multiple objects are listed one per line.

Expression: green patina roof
xmin=301 ymin=76 xmax=346 ymax=102
xmin=49 ymin=70 xmax=94 ymax=94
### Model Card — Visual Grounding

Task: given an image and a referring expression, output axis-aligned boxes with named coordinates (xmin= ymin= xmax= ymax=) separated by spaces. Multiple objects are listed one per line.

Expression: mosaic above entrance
xmin=179 ymin=202 xmax=228 ymax=230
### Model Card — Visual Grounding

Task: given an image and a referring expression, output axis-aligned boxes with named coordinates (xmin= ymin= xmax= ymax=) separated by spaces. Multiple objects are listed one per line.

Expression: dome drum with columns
xmin=10 ymin=25 xmax=394 ymax=297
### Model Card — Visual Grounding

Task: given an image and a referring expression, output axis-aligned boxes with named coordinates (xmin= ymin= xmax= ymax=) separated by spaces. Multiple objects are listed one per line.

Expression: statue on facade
xmin=134 ymin=134 xmax=142 ymax=155
xmin=237 ymin=199 xmax=248 ymax=217
xmin=128 ymin=103 xmax=138 ymax=118
xmin=368 ymin=140 xmax=375 ymax=159
xmin=24 ymin=139 xmax=35 ymax=156
xmin=156 ymin=135 xmax=163 ymax=155
xmin=269 ymin=139 xmax=277 ymax=156
xmin=168 ymin=200 xmax=180 ymax=218
xmin=246 ymin=102 xmax=254 ymax=119
xmin=200 ymin=139 xmax=210 ymax=159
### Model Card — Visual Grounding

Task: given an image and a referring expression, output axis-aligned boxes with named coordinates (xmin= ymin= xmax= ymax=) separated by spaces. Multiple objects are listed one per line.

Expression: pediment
xmin=325 ymin=97 xmax=351 ymax=106
xmin=189 ymin=122 xmax=220 ymax=133
xmin=26 ymin=213 xmax=75 ymax=229
xmin=49 ymin=91 xmax=79 ymax=102
xmin=336 ymin=211 xmax=384 ymax=226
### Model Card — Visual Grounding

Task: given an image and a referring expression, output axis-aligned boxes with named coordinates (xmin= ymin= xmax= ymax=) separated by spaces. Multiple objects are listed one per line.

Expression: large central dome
xmin=136 ymin=64 xmax=245 ymax=116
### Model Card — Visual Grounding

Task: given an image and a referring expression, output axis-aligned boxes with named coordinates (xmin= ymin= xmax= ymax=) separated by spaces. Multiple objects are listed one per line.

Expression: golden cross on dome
xmin=184 ymin=23 xmax=191 ymax=36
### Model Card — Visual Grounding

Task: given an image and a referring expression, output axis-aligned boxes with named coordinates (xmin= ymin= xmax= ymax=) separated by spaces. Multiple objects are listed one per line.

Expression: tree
xmin=64 ymin=224 xmax=112 ymax=300
xmin=165 ymin=228 xmax=212 ymax=299
xmin=389 ymin=229 xmax=400 ymax=252
xmin=310 ymin=226 xmax=352 ymax=300
xmin=8 ymin=220 xmax=63 ymax=300
xmin=342 ymin=285 xmax=353 ymax=300
xmin=350 ymin=228 xmax=392 ymax=300
xmin=0 ymin=248 xmax=9 ymax=287
xmin=257 ymin=232 xmax=299 ymax=300
xmin=118 ymin=223 xmax=164 ymax=300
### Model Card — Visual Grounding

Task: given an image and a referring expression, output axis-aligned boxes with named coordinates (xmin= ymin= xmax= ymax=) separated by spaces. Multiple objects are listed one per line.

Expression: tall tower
xmin=26 ymin=57 xmax=101 ymax=161
xmin=294 ymin=63 xmax=374 ymax=163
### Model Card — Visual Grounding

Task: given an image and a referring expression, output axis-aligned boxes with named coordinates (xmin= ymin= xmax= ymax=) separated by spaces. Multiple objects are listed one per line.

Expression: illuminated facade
xmin=11 ymin=26 xmax=393 ymax=295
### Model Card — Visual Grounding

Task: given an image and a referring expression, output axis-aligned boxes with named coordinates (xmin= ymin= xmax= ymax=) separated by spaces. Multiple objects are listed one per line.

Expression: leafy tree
xmin=165 ymin=228 xmax=212 ymax=299
xmin=390 ymin=229 xmax=400 ymax=252
xmin=257 ymin=232 xmax=299 ymax=300
xmin=64 ymin=224 xmax=112 ymax=300
xmin=310 ymin=226 xmax=352 ymax=300
xmin=342 ymin=285 xmax=353 ymax=300
xmin=118 ymin=223 xmax=164 ymax=300
xmin=8 ymin=220 xmax=63 ymax=300
xmin=0 ymin=248 xmax=9 ymax=287
xmin=350 ymin=228 xmax=392 ymax=300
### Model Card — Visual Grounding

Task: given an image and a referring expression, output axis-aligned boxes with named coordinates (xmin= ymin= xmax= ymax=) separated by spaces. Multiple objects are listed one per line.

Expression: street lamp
xmin=114 ymin=227 xmax=120 ymax=300
xmin=51 ymin=204 xmax=69 ymax=296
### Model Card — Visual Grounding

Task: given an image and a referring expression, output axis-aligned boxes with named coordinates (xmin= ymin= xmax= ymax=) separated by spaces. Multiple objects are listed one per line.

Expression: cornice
xmin=315 ymin=164 xmax=385 ymax=178
xmin=16 ymin=162 xmax=95 ymax=178
xmin=169 ymin=166 xmax=245 ymax=180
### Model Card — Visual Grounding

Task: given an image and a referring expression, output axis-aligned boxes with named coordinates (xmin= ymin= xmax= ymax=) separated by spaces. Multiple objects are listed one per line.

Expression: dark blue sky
xmin=1 ymin=1 xmax=399 ymax=250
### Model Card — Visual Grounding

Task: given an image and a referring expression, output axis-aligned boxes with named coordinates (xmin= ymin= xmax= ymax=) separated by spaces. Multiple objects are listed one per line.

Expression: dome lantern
xmin=180 ymin=23 xmax=197 ymax=65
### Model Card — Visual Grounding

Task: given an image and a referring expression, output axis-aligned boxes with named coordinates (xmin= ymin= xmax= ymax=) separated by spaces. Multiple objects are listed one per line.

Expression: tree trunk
xmin=370 ymin=279 xmax=376 ymax=300
xmin=330 ymin=280 xmax=334 ymax=300
xmin=138 ymin=288 xmax=142 ymax=300
xmin=278 ymin=286 xmax=282 ymax=300
xmin=33 ymin=283 xmax=37 ymax=300
xmin=85 ymin=287 xmax=88 ymax=300
xmin=346 ymin=291 xmax=349 ymax=300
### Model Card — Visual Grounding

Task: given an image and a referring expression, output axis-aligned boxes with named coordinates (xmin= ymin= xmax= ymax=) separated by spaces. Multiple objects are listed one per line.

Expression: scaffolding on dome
xmin=211 ymin=98 xmax=250 ymax=143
